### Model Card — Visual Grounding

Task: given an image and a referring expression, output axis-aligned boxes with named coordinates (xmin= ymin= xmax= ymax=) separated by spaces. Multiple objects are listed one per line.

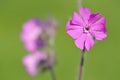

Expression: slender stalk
xmin=49 ymin=67 xmax=56 ymax=80
xmin=77 ymin=0 xmax=82 ymax=9
xmin=78 ymin=49 xmax=85 ymax=80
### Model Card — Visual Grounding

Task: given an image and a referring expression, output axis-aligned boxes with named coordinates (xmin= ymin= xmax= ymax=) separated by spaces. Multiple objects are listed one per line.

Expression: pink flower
xmin=22 ymin=51 xmax=47 ymax=76
xmin=66 ymin=7 xmax=107 ymax=51
xmin=21 ymin=19 xmax=46 ymax=52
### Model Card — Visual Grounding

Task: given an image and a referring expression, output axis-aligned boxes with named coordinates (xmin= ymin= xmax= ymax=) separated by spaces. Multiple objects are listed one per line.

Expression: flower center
xmin=85 ymin=26 xmax=90 ymax=31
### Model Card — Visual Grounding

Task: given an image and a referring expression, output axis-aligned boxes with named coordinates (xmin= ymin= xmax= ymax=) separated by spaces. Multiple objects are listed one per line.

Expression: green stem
xmin=78 ymin=0 xmax=82 ymax=9
xmin=49 ymin=67 xmax=56 ymax=80
xmin=78 ymin=49 xmax=85 ymax=80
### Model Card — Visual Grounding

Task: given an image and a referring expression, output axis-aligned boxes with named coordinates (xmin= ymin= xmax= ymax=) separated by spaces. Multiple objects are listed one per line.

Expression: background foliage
xmin=0 ymin=0 xmax=120 ymax=80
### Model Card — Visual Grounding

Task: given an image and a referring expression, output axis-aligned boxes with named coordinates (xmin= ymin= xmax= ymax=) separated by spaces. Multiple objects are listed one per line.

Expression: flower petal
xmin=75 ymin=34 xmax=86 ymax=50
xmin=85 ymin=34 xmax=94 ymax=51
xmin=22 ymin=52 xmax=47 ymax=76
xmin=91 ymin=31 xmax=107 ymax=40
xmin=88 ymin=13 xmax=102 ymax=25
xmin=67 ymin=29 xmax=83 ymax=39
xmin=71 ymin=12 xmax=84 ymax=26
xmin=90 ymin=23 xmax=107 ymax=33
xmin=94 ymin=17 xmax=106 ymax=25
xmin=66 ymin=20 xmax=81 ymax=30
xmin=79 ymin=7 xmax=91 ymax=24
xmin=24 ymin=42 xmax=37 ymax=52
xmin=22 ymin=54 xmax=38 ymax=76
xmin=23 ymin=19 xmax=41 ymax=32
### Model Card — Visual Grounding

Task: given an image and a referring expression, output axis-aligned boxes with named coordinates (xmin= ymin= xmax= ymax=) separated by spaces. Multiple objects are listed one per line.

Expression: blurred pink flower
xmin=22 ymin=51 xmax=47 ymax=76
xmin=66 ymin=7 xmax=107 ymax=51
xmin=21 ymin=19 xmax=46 ymax=52
xmin=43 ymin=17 xmax=59 ymax=38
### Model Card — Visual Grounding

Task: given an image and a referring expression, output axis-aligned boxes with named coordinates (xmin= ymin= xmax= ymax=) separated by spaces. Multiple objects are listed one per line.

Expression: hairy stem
xmin=78 ymin=49 xmax=85 ymax=80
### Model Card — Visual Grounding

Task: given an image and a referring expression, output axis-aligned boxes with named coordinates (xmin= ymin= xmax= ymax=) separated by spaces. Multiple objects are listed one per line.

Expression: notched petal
xmin=66 ymin=20 xmax=81 ymax=30
xmin=74 ymin=34 xmax=86 ymax=50
xmin=79 ymin=7 xmax=91 ymax=24
xmin=89 ymin=13 xmax=102 ymax=25
xmin=85 ymin=34 xmax=94 ymax=51
xmin=71 ymin=12 xmax=84 ymax=26
xmin=91 ymin=31 xmax=107 ymax=40
xmin=67 ymin=29 xmax=83 ymax=39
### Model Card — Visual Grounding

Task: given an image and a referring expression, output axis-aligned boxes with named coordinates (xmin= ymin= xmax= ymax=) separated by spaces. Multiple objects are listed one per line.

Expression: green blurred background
xmin=0 ymin=0 xmax=120 ymax=80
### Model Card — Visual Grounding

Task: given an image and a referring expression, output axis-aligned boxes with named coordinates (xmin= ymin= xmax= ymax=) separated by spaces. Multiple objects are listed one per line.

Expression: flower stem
xmin=49 ymin=67 xmax=56 ymax=80
xmin=78 ymin=49 xmax=85 ymax=80
xmin=78 ymin=0 xmax=82 ymax=9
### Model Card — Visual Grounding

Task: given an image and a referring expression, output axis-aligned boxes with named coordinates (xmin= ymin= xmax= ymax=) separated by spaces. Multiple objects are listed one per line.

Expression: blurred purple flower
xmin=22 ymin=51 xmax=47 ymax=76
xmin=66 ymin=7 xmax=107 ymax=51
xmin=21 ymin=18 xmax=46 ymax=52
xmin=43 ymin=17 xmax=59 ymax=38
